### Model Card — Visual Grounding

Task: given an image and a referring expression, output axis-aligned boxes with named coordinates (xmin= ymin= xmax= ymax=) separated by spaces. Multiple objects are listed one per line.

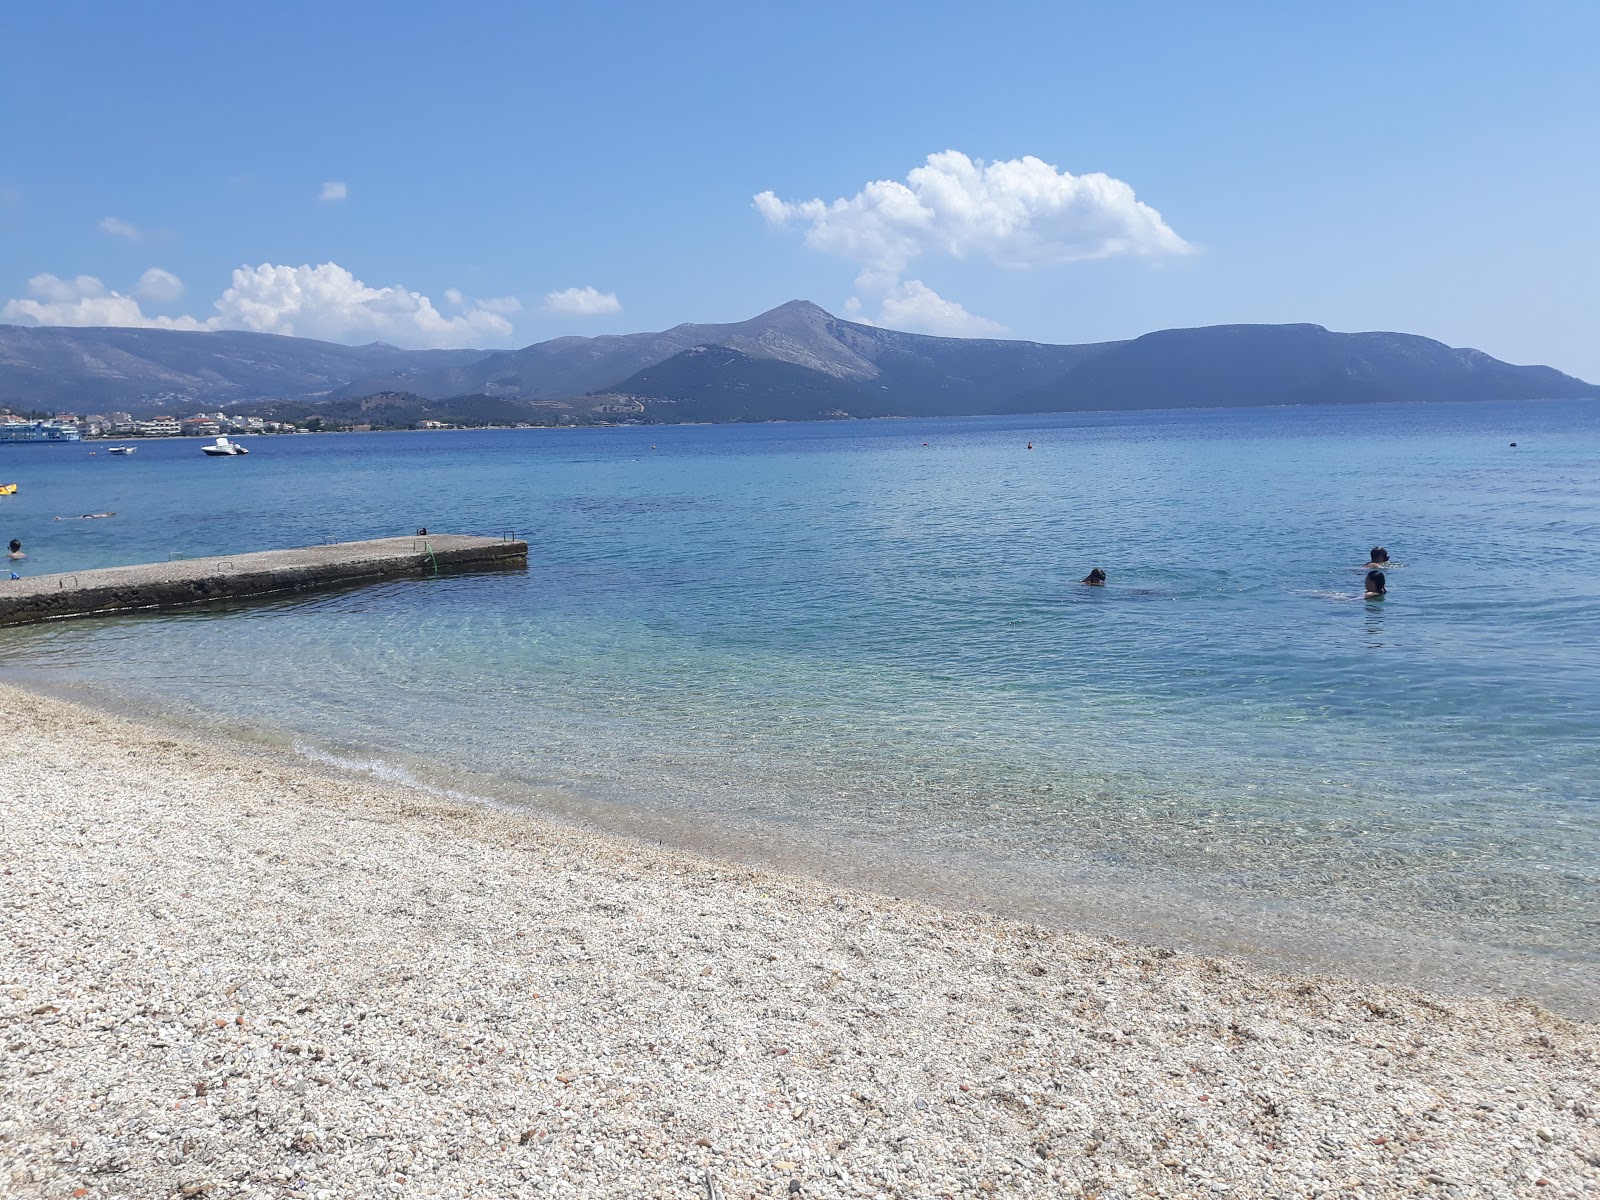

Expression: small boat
xmin=107 ymin=445 xmax=136 ymax=455
xmin=0 ymin=483 xmax=16 ymax=495
xmin=201 ymin=436 xmax=249 ymax=457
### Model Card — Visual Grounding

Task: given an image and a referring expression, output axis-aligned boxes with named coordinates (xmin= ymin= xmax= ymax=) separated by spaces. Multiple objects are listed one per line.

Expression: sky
xmin=2 ymin=1 xmax=1597 ymax=377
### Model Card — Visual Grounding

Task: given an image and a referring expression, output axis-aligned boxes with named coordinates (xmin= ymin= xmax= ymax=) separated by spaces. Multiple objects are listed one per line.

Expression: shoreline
xmin=12 ymin=669 xmax=1596 ymax=1024
xmin=2 ymin=683 xmax=1597 ymax=1198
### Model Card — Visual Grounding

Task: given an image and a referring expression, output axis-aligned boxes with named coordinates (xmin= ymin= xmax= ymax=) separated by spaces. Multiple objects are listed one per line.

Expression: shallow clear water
xmin=3 ymin=402 xmax=1597 ymax=1007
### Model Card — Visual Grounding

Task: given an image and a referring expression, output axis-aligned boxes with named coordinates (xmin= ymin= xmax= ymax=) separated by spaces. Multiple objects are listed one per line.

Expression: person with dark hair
xmin=1365 ymin=546 xmax=1390 ymax=567
xmin=1081 ymin=567 xmax=1106 ymax=587
xmin=1364 ymin=569 xmax=1387 ymax=598
xmin=7 ymin=539 xmax=22 ymax=560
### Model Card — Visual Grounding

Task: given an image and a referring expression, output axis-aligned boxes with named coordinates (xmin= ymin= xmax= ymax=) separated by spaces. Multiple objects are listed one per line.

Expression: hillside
xmin=1012 ymin=324 xmax=1600 ymax=411
xmin=594 ymin=346 xmax=878 ymax=423
xmin=600 ymin=321 xmax=1598 ymax=421
xmin=0 ymin=325 xmax=485 ymax=410
xmin=333 ymin=301 xmax=1116 ymax=403
xmin=2 ymin=303 xmax=1593 ymax=423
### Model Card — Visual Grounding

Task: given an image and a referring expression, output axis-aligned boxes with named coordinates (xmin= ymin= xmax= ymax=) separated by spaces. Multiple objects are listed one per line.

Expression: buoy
xmin=1510 ymin=442 xmax=1518 ymax=447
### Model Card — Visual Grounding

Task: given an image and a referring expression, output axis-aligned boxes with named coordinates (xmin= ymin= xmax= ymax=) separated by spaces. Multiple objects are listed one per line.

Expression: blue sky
xmin=2 ymin=1 xmax=1596 ymax=377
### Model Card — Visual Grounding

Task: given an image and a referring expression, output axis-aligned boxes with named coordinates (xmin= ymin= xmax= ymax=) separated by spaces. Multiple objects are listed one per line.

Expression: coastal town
xmin=0 ymin=407 xmax=463 ymax=440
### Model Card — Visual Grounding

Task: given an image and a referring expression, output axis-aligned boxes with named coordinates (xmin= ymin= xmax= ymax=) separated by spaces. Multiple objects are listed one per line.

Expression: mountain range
xmin=1 ymin=301 xmax=1593 ymax=424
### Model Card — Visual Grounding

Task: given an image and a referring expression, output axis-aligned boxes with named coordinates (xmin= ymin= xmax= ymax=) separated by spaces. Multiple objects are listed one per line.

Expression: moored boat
xmin=201 ymin=436 xmax=249 ymax=457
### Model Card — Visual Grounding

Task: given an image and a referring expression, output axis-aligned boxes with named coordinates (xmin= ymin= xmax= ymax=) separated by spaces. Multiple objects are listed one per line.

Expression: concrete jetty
xmin=0 ymin=535 xmax=527 ymax=627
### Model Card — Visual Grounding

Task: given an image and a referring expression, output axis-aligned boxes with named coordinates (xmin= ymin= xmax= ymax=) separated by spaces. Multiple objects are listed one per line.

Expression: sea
xmin=2 ymin=399 xmax=1596 ymax=1013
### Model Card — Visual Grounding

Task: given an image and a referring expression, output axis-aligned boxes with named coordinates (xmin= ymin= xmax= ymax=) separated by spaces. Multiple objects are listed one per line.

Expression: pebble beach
xmin=2 ymin=683 xmax=1596 ymax=1200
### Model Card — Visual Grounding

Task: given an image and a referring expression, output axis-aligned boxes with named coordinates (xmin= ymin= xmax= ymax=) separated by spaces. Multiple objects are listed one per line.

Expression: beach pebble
xmin=1 ymin=684 xmax=1597 ymax=1200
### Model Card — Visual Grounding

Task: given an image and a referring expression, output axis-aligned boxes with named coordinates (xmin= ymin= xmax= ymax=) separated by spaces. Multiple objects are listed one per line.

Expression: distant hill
xmin=334 ymin=300 xmax=1115 ymax=404
xmin=2 ymin=303 xmax=1593 ymax=423
xmin=0 ymin=325 xmax=485 ymax=410
xmin=1011 ymin=323 xmax=1600 ymax=411
xmin=595 ymin=345 xmax=878 ymax=423
xmin=601 ymin=318 xmax=1597 ymax=420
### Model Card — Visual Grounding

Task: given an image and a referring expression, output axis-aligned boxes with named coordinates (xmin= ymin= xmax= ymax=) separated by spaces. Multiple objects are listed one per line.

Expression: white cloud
xmin=319 ymin=181 xmax=348 ymax=202
xmin=757 ymin=150 xmax=1189 ymax=328
xmin=134 ymin=267 xmax=184 ymax=304
xmin=1 ymin=273 xmax=203 ymax=330
xmin=542 ymin=286 xmax=622 ymax=316
xmin=443 ymin=287 xmax=465 ymax=307
xmin=871 ymin=280 xmax=1007 ymax=337
xmin=98 ymin=216 xmax=143 ymax=240
xmin=1 ymin=261 xmax=515 ymax=347
xmin=212 ymin=263 xmax=511 ymax=345
xmin=756 ymin=151 xmax=1189 ymax=275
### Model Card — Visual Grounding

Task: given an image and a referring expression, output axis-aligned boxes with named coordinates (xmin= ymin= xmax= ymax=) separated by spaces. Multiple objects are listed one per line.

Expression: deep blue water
xmin=2 ymin=401 xmax=1597 ymax=1006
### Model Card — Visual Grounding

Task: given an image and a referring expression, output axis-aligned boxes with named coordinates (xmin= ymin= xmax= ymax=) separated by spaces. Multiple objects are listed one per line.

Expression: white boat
xmin=106 ymin=445 xmax=135 ymax=455
xmin=201 ymin=436 xmax=249 ymax=457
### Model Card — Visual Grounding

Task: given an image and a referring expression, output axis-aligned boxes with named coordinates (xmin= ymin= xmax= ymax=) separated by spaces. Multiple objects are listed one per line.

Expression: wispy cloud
xmin=319 ymin=181 xmax=348 ymax=202
xmin=98 ymin=216 xmax=143 ymax=240
xmin=542 ymin=286 xmax=621 ymax=316
xmin=1 ymin=261 xmax=515 ymax=348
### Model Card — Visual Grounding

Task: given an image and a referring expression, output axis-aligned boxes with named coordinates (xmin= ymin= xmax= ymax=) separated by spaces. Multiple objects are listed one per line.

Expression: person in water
xmin=1081 ymin=567 xmax=1106 ymax=586
xmin=1365 ymin=546 xmax=1390 ymax=568
xmin=1364 ymin=569 xmax=1387 ymax=598
xmin=7 ymin=539 xmax=22 ymax=560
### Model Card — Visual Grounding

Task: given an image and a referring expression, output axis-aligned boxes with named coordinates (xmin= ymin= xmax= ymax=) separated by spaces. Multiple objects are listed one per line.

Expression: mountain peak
xmin=759 ymin=299 xmax=832 ymax=320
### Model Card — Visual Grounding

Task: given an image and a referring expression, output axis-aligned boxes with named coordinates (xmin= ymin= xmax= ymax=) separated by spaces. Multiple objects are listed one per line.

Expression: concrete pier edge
xmin=0 ymin=535 xmax=528 ymax=627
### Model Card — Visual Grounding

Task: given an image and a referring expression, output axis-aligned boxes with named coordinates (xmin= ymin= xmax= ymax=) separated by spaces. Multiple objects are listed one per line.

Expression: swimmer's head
xmin=1369 ymin=546 xmax=1389 ymax=565
xmin=7 ymin=539 xmax=18 ymax=553
xmin=1364 ymin=569 xmax=1386 ymax=595
xmin=1082 ymin=567 xmax=1106 ymax=586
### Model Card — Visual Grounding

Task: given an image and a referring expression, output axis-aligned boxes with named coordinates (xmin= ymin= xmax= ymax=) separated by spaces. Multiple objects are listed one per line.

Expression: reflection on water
xmin=1 ymin=400 xmax=1597 ymax=1010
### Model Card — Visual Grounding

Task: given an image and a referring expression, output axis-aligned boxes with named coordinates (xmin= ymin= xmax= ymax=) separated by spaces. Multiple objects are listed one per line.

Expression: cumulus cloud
xmin=211 ymin=263 xmax=512 ymax=344
xmin=98 ymin=216 xmax=143 ymax=240
xmin=134 ymin=267 xmax=184 ymax=304
xmin=443 ymin=287 xmax=465 ymax=307
xmin=542 ymin=286 xmax=622 ymax=316
xmin=1 ymin=262 xmax=516 ymax=347
xmin=319 ymin=181 xmax=348 ymax=202
xmin=757 ymin=151 xmax=1189 ymax=275
xmin=757 ymin=150 xmax=1189 ymax=327
xmin=1 ymin=273 xmax=204 ymax=329
xmin=854 ymin=280 xmax=1007 ymax=337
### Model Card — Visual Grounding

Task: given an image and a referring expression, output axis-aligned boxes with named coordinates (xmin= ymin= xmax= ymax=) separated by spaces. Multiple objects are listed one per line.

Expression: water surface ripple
xmin=2 ymin=401 xmax=1596 ymax=1010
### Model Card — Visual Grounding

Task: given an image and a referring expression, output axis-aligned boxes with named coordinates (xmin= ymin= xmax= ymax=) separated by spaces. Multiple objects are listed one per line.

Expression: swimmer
xmin=1081 ymin=567 xmax=1106 ymax=587
xmin=1027 ymin=441 xmax=1034 ymax=450
xmin=7 ymin=538 xmax=22 ymax=560
xmin=1364 ymin=569 xmax=1386 ymax=598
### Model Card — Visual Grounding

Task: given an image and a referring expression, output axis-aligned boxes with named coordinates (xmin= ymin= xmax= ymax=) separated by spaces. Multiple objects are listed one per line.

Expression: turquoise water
xmin=2 ymin=402 xmax=1597 ymax=1008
